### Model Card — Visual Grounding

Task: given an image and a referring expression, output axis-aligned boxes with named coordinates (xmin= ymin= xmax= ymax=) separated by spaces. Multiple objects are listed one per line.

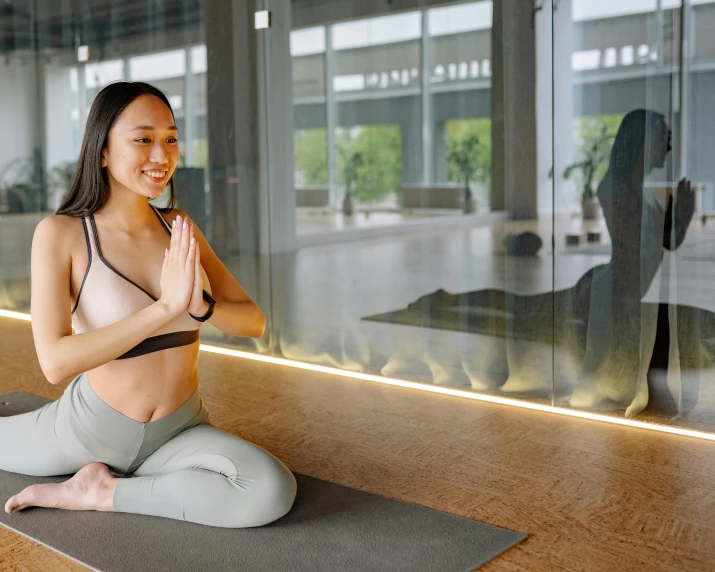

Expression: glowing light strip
xmin=2 ymin=310 xmax=714 ymax=442
xmin=0 ymin=309 xmax=32 ymax=322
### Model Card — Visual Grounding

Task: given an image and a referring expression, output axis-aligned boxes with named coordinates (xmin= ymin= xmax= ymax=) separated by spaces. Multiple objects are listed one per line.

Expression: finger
xmin=179 ymin=218 xmax=191 ymax=259
xmin=186 ymin=236 xmax=197 ymax=271
xmin=170 ymin=216 xmax=180 ymax=260
xmin=194 ymin=244 xmax=202 ymax=292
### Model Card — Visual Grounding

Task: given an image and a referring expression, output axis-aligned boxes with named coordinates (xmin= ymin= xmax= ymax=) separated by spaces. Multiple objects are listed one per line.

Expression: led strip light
xmin=3 ymin=308 xmax=714 ymax=442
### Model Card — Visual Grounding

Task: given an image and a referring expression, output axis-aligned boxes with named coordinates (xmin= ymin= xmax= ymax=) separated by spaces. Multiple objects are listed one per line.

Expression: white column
xmin=491 ymin=0 xmax=538 ymax=219
xmin=537 ymin=0 xmax=573 ymax=215
xmin=256 ymin=0 xmax=298 ymax=253
xmin=678 ymin=0 xmax=692 ymax=179
xmin=325 ymin=25 xmax=338 ymax=209
xmin=183 ymin=47 xmax=196 ymax=166
xmin=420 ymin=10 xmax=433 ymax=186
xmin=205 ymin=0 xmax=297 ymax=256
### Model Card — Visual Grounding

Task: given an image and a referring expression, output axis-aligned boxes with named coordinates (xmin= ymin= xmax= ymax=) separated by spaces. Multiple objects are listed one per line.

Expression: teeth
xmin=144 ymin=170 xmax=165 ymax=178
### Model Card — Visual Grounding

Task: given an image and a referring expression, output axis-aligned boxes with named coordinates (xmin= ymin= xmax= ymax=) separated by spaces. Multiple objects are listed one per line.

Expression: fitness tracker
xmin=190 ymin=290 xmax=217 ymax=322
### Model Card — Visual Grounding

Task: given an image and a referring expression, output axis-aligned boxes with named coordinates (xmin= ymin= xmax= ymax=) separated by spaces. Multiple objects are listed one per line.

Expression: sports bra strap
xmin=82 ymin=216 xmax=99 ymax=261
xmin=150 ymin=204 xmax=173 ymax=236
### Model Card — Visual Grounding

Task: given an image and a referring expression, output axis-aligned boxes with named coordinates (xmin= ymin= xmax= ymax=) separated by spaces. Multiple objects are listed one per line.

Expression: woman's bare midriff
xmin=65 ymin=213 xmax=203 ymax=424
xmin=86 ymin=342 xmax=201 ymax=423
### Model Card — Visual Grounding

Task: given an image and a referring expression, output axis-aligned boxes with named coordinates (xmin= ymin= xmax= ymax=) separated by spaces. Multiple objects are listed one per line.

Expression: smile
xmin=142 ymin=170 xmax=167 ymax=182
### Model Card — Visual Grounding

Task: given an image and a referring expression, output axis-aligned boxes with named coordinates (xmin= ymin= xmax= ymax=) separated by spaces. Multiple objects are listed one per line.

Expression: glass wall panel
xmin=0 ymin=0 xmax=208 ymax=314
xmin=554 ymin=0 xmax=715 ymax=430
xmin=277 ymin=0 xmax=557 ymax=407
xmin=3 ymin=0 xmax=715 ymax=434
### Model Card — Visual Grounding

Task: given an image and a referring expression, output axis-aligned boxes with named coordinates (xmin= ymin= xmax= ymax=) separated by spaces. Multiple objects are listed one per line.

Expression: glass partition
xmin=2 ymin=0 xmax=714 ymax=433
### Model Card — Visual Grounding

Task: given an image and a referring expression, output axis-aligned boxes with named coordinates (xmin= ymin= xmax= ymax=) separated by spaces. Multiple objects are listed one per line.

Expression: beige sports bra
xmin=71 ymin=204 xmax=201 ymax=359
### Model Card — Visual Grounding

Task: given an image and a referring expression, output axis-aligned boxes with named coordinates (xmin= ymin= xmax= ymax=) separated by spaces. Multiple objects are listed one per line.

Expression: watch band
xmin=190 ymin=290 xmax=217 ymax=322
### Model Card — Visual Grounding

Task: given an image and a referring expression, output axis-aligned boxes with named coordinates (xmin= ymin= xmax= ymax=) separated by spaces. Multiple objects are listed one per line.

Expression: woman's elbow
xmin=40 ymin=360 xmax=64 ymax=385
xmin=243 ymin=306 xmax=266 ymax=338
xmin=251 ymin=311 xmax=267 ymax=338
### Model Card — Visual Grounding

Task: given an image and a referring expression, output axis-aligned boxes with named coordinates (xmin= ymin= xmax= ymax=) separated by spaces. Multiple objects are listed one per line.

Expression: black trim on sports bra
xmin=89 ymin=214 xmax=159 ymax=302
xmin=116 ymin=329 xmax=200 ymax=360
xmin=71 ymin=218 xmax=93 ymax=315
xmin=150 ymin=204 xmax=173 ymax=236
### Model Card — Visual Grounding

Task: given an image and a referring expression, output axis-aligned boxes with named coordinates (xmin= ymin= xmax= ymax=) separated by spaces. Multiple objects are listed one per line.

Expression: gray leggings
xmin=0 ymin=373 xmax=296 ymax=528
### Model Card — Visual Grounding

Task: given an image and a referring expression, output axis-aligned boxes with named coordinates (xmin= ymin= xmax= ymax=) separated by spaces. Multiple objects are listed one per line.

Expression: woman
xmin=407 ymin=110 xmax=702 ymax=416
xmin=569 ymin=109 xmax=696 ymax=415
xmin=0 ymin=82 xmax=296 ymax=527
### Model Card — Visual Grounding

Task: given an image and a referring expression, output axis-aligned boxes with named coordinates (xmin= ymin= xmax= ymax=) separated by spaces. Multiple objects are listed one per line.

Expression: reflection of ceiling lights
xmin=620 ymin=45 xmax=634 ymax=66
xmin=458 ymin=62 xmax=468 ymax=79
xmin=77 ymin=45 xmax=90 ymax=62
xmin=603 ymin=47 xmax=617 ymax=68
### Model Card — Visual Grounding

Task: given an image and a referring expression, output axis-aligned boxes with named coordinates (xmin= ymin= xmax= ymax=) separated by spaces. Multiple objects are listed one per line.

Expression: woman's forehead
xmin=116 ymin=95 xmax=174 ymax=128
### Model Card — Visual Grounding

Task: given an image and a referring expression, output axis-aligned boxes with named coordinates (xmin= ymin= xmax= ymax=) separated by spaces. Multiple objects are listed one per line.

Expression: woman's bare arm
xmin=31 ymin=215 xmax=194 ymax=384
xmin=173 ymin=210 xmax=266 ymax=339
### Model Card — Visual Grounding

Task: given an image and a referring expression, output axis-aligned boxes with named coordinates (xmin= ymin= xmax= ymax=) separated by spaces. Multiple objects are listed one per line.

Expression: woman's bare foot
xmin=4 ymin=462 xmax=117 ymax=514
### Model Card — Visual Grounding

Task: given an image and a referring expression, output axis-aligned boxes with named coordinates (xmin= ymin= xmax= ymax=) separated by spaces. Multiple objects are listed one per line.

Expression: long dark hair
xmin=56 ymin=81 xmax=176 ymax=217
xmin=607 ymin=109 xmax=667 ymax=185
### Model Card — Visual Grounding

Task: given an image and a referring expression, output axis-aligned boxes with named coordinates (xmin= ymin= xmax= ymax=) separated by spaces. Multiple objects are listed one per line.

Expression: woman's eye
xmin=167 ymin=137 xmax=178 ymax=143
xmin=136 ymin=138 xmax=150 ymax=143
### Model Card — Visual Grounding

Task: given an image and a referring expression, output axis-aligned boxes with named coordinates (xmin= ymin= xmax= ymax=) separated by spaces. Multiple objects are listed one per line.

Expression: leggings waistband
xmin=64 ymin=373 xmax=209 ymax=474
xmin=76 ymin=372 xmax=205 ymax=434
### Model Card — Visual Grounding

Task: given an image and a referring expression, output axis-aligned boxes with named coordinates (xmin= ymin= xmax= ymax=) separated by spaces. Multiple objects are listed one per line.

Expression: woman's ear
xmin=100 ymin=149 xmax=108 ymax=168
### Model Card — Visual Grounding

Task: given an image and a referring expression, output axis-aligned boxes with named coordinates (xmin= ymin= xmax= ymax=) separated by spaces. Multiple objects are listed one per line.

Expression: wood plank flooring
xmin=1 ymin=317 xmax=715 ymax=571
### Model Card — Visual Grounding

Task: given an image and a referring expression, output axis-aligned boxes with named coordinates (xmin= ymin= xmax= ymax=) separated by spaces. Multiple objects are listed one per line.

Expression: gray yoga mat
xmin=0 ymin=392 xmax=526 ymax=572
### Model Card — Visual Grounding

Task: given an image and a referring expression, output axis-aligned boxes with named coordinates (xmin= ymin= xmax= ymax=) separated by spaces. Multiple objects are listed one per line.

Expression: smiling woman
xmin=0 ymin=81 xmax=295 ymax=529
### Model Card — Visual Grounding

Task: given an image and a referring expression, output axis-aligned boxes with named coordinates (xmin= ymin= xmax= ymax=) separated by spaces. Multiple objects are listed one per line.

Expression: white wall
xmin=43 ymin=63 xmax=81 ymax=210
xmin=536 ymin=0 xmax=575 ymax=215
xmin=0 ymin=57 xmax=40 ymax=178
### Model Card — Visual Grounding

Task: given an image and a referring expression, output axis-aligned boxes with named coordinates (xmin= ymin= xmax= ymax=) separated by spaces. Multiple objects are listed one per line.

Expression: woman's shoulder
xmin=33 ymin=214 xmax=85 ymax=252
xmin=35 ymin=213 xmax=84 ymax=235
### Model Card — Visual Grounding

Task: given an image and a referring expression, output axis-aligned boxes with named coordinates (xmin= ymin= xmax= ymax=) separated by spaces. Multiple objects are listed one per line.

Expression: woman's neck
xmin=96 ymin=185 xmax=157 ymax=234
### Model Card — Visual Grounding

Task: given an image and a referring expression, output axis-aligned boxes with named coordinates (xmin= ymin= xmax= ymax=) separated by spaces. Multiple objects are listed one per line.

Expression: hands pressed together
xmin=159 ymin=214 xmax=206 ymax=318
xmin=664 ymin=177 xmax=695 ymax=248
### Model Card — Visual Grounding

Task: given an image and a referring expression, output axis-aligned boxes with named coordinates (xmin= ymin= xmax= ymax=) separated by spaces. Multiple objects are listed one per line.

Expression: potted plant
xmin=341 ymin=151 xmax=363 ymax=216
xmin=48 ymin=161 xmax=77 ymax=211
xmin=447 ymin=133 xmax=488 ymax=214
xmin=562 ymin=123 xmax=614 ymax=220
xmin=0 ymin=156 xmax=43 ymax=214
xmin=7 ymin=183 xmax=41 ymax=213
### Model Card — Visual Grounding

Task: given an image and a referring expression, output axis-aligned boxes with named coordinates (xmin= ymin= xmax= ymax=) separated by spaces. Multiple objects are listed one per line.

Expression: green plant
xmin=337 ymin=125 xmax=401 ymax=203
xmin=0 ymin=156 xmax=43 ymax=213
xmin=341 ymin=151 xmax=364 ymax=201
xmin=562 ymin=120 xmax=616 ymax=202
xmin=446 ymin=132 xmax=489 ymax=204
xmin=294 ymin=129 xmax=328 ymax=186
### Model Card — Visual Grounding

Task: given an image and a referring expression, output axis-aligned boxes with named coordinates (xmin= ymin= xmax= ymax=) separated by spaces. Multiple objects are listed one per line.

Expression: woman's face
xmin=100 ymin=94 xmax=179 ymax=199
xmin=648 ymin=120 xmax=671 ymax=170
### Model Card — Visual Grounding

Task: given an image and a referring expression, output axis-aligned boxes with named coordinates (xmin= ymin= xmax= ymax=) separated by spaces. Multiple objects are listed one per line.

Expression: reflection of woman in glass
xmin=408 ymin=109 xmax=702 ymax=416
xmin=1 ymin=82 xmax=296 ymax=525
xmin=569 ymin=109 xmax=695 ymax=415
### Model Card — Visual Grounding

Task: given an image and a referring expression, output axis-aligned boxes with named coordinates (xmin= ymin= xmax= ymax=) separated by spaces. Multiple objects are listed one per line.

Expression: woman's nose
xmin=149 ymin=141 xmax=170 ymax=163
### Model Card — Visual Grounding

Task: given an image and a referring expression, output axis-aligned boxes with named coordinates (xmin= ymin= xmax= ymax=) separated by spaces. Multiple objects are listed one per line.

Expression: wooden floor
xmin=2 ymin=318 xmax=715 ymax=571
